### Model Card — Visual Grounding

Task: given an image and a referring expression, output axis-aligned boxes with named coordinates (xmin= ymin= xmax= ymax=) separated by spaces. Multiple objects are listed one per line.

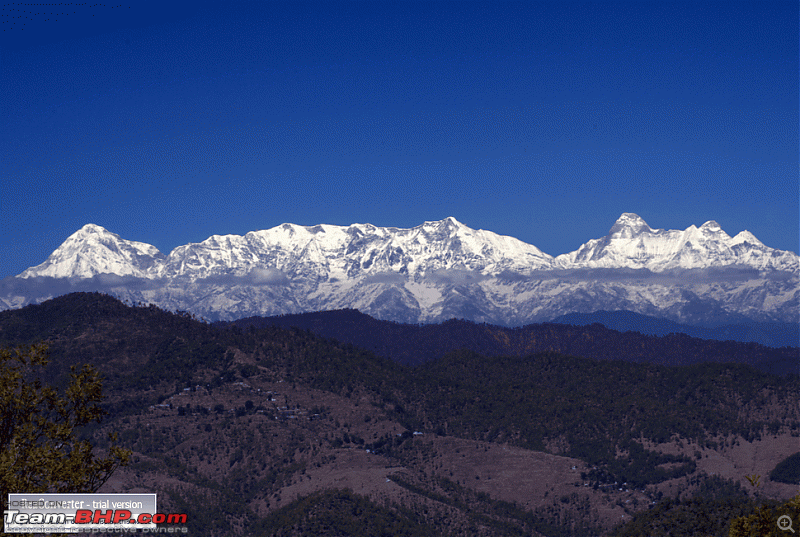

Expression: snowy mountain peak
xmin=19 ymin=225 xmax=164 ymax=279
xmin=554 ymin=215 xmax=798 ymax=272
xmin=147 ymin=217 xmax=554 ymax=281
xmin=731 ymin=230 xmax=764 ymax=247
xmin=420 ymin=216 xmax=465 ymax=232
xmin=5 ymin=214 xmax=799 ymax=325
xmin=64 ymin=223 xmax=128 ymax=243
xmin=608 ymin=213 xmax=651 ymax=238
xmin=77 ymin=223 xmax=112 ymax=235
xmin=18 ymin=215 xmax=798 ymax=282
xmin=698 ymin=220 xmax=730 ymax=238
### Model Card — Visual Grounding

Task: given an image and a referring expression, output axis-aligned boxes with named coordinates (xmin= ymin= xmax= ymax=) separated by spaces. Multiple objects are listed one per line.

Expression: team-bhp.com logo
xmin=73 ymin=510 xmax=187 ymax=525
xmin=5 ymin=493 xmax=187 ymax=533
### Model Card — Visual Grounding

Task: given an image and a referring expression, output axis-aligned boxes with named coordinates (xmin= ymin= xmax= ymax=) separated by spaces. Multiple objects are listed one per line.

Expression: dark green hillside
xmin=1 ymin=294 xmax=797 ymax=477
xmin=770 ymin=452 xmax=800 ymax=485
xmin=611 ymin=491 xmax=800 ymax=537
xmin=608 ymin=474 xmax=753 ymax=537
xmin=404 ymin=350 xmax=799 ymax=488
xmin=0 ymin=293 xmax=224 ymax=387
xmin=253 ymin=489 xmax=437 ymax=537
xmin=1 ymin=293 xmax=797 ymax=536
xmin=0 ymin=293 xmax=408 ymax=402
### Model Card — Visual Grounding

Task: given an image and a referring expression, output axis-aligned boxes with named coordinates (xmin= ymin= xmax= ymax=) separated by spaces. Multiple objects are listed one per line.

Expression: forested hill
xmin=224 ymin=309 xmax=798 ymax=375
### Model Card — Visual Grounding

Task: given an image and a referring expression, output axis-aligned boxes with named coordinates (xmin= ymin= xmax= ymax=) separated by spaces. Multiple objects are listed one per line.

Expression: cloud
xmin=424 ymin=269 xmax=487 ymax=285
xmin=446 ymin=266 xmax=788 ymax=286
xmin=0 ymin=275 xmax=164 ymax=296
xmin=0 ymin=267 xmax=293 ymax=305
xmin=363 ymin=272 xmax=408 ymax=285
xmin=196 ymin=268 xmax=290 ymax=287
xmin=495 ymin=270 xmax=531 ymax=283
xmin=92 ymin=274 xmax=166 ymax=290
xmin=517 ymin=266 xmax=779 ymax=285
xmin=246 ymin=267 xmax=290 ymax=286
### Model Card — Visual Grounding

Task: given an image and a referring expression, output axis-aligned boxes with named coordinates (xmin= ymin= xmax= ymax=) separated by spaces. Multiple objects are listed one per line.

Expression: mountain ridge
xmin=221 ymin=306 xmax=799 ymax=375
xmin=4 ymin=214 xmax=798 ymax=326
xmin=18 ymin=214 xmax=799 ymax=279
xmin=550 ymin=310 xmax=800 ymax=349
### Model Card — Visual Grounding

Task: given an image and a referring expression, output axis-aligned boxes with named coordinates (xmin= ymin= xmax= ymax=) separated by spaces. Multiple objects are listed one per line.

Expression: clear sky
xmin=2 ymin=0 xmax=797 ymax=279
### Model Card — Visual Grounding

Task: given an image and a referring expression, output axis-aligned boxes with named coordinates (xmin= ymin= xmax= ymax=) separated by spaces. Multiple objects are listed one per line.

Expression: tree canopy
xmin=0 ymin=343 xmax=130 ymax=510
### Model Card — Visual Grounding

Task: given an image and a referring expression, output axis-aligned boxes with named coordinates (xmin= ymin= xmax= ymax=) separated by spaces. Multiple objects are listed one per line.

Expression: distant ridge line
xmin=549 ymin=310 xmax=800 ymax=349
xmin=222 ymin=307 xmax=799 ymax=376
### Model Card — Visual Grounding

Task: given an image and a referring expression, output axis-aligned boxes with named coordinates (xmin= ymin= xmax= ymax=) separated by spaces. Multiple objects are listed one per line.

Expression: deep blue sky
xmin=2 ymin=0 xmax=797 ymax=278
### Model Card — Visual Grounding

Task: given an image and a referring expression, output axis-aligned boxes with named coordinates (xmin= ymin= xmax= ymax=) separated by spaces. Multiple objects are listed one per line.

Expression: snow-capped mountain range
xmin=2 ymin=214 xmax=798 ymax=326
